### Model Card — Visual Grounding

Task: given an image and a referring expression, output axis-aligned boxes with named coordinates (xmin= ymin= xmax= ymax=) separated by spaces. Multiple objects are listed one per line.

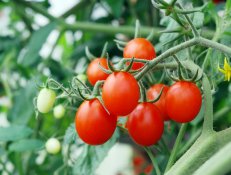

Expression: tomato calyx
xmin=71 ymin=77 xmax=111 ymax=114
xmin=114 ymin=20 xmax=154 ymax=52
xmin=98 ymin=54 xmax=138 ymax=74
xmin=147 ymin=87 xmax=164 ymax=103
xmin=85 ymin=42 xmax=108 ymax=61
xmin=72 ymin=77 xmax=104 ymax=101
xmin=166 ymin=55 xmax=202 ymax=83
xmin=139 ymin=82 xmax=164 ymax=104
xmin=86 ymin=43 xmax=111 ymax=85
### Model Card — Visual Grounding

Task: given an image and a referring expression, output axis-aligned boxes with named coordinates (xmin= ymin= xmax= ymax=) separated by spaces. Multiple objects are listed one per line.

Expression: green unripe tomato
xmin=45 ymin=138 xmax=61 ymax=154
xmin=53 ymin=104 xmax=65 ymax=119
xmin=77 ymin=74 xmax=87 ymax=84
xmin=37 ymin=88 xmax=56 ymax=113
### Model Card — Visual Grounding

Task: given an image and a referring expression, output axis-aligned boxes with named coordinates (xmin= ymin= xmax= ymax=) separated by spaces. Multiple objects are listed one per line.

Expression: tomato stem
xmin=92 ymin=81 xmax=104 ymax=96
xmin=201 ymin=74 xmax=214 ymax=134
xmin=139 ymin=82 xmax=147 ymax=102
xmin=176 ymin=3 xmax=200 ymax=37
xmin=100 ymin=42 xmax=108 ymax=58
xmin=144 ymin=147 xmax=161 ymax=175
xmin=14 ymin=0 xmax=215 ymax=39
xmin=134 ymin=20 xmax=141 ymax=38
xmin=165 ymin=123 xmax=187 ymax=173
xmin=85 ymin=46 xmax=97 ymax=61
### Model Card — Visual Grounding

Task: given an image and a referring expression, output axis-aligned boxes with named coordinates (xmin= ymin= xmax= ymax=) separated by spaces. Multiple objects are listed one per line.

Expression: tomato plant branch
xmin=136 ymin=36 xmax=231 ymax=81
xmin=143 ymin=147 xmax=161 ymax=175
xmin=159 ymin=138 xmax=170 ymax=155
xmin=165 ymin=123 xmax=187 ymax=172
xmin=92 ymin=80 xmax=104 ymax=96
xmin=201 ymin=73 xmax=214 ymax=134
xmin=197 ymin=37 xmax=231 ymax=56
xmin=60 ymin=0 xmax=90 ymax=18
xmin=177 ymin=128 xmax=201 ymax=158
xmin=14 ymin=0 xmax=214 ymax=38
xmin=176 ymin=3 xmax=200 ymax=37
xmin=135 ymin=38 xmax=198 ymax=80
xmin=193 ymin=141 xmax=231 ymax=175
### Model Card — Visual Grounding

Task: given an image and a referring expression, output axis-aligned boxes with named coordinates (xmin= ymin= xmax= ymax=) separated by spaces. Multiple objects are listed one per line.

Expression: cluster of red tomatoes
xmin=75 ymin=38 xmax=202 ymax=146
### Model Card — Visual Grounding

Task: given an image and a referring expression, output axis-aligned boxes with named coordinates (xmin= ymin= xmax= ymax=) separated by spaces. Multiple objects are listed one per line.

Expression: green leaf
xmin=8 ymin=80 xmax=37 ymax=124
xmin=18 ymin=22 xmax=56 ymax=66
xmin=73 ymin=129 xmax=120 ymax=175
xmin=225 ymin=0 xmax=231 ymax=12
xmin=192 ymin=12 xmax=204 ymax=28
xmin=0 ymin=36 xmax=19 ymax=53
xmin=159 ymin=16 xmax=182 ymax=51
xmin=0 ymin=125 xmax=33 ymax=141
xmin=63 ymin=123 xmax=77 ymax=145
xmin=9 ymin=139 xmax=44 ymax=152
xmin=102 ymin=0 xmax=124 ymax=18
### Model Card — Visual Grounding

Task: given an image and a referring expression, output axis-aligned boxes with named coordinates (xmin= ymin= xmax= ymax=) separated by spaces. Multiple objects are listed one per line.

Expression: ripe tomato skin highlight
xmin=165 ymin=81 xmax=202 ymax=123
xmin=87 ymin=58 xmax=109 ymax=85
xmin=127 ymin=102 xmax=164 ymax=146
xmin=123 ymin=38 xmax=156 ymax=70
xmin=147 ymin=84 xmax=169 ymax=121
xmin=102 ymin=72 xmax=140 ymax=116
xmin=75 ymin=99 xmax=117 ymax=145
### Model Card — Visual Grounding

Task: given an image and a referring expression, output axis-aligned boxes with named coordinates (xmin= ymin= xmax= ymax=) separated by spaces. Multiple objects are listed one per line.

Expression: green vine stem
xmin=139 ymin=82 xmax=147 ymax=102
xmin=165 ymin=123 xmax=188 ymax=172
xmin=14 ymin=0 xmax=214 ymax=38
xmin=159 ymin=138 xmax=170 ymax=155
xmin=165 ymin=127 xmax=231 ymax=175
xmin=176 ymin=3 xmax=200 ymax=37
xmin=143 ymin=147 xmax=161 ymax=175
xmin=135 ymin=38 xmax=198 ymax=80
xmin=201 ymin=73 xmax=214 ymax=134
xmin=193 ymin=141 xmax=231 ymax=175
xmin=177 ymin=129 xmax=201 ymax=158
xmin=92 ymin=80 xmax=104 ymax=96
xmin=136 ymin=36 xmax=231 ymax=80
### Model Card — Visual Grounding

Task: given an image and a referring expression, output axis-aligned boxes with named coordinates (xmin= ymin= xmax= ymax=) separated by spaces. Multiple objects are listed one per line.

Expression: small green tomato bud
xmin=37 ymin=88 xmax=56 ymax=113
xmin=53 ymin=104 xmax=66 ymax=119
xmin=45 ymin=138 xmax=61 ymax=154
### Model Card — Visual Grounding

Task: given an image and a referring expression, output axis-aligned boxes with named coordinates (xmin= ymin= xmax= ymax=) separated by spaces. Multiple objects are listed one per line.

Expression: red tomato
xmin=127 ymin=102 xmax=164 ymax=146
xmin=165 ymin=81 xmax=202 ymax=123
xmin=133 ymin=156 xmax=145 ymax=167
xmin=102 ymin=72 xmax=140 ymax=116
xmin=87 ymin=58 xmax=109 ymax=85
xmin=123 ymin=38 xmax=156 ymax=70
xmin=147 ymin=84 xmax=169 ymax=121
xmin=144 ymin=164 xmax=154 ymax=174
xmin=75 ymin=99 xmax=117 ymax=145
